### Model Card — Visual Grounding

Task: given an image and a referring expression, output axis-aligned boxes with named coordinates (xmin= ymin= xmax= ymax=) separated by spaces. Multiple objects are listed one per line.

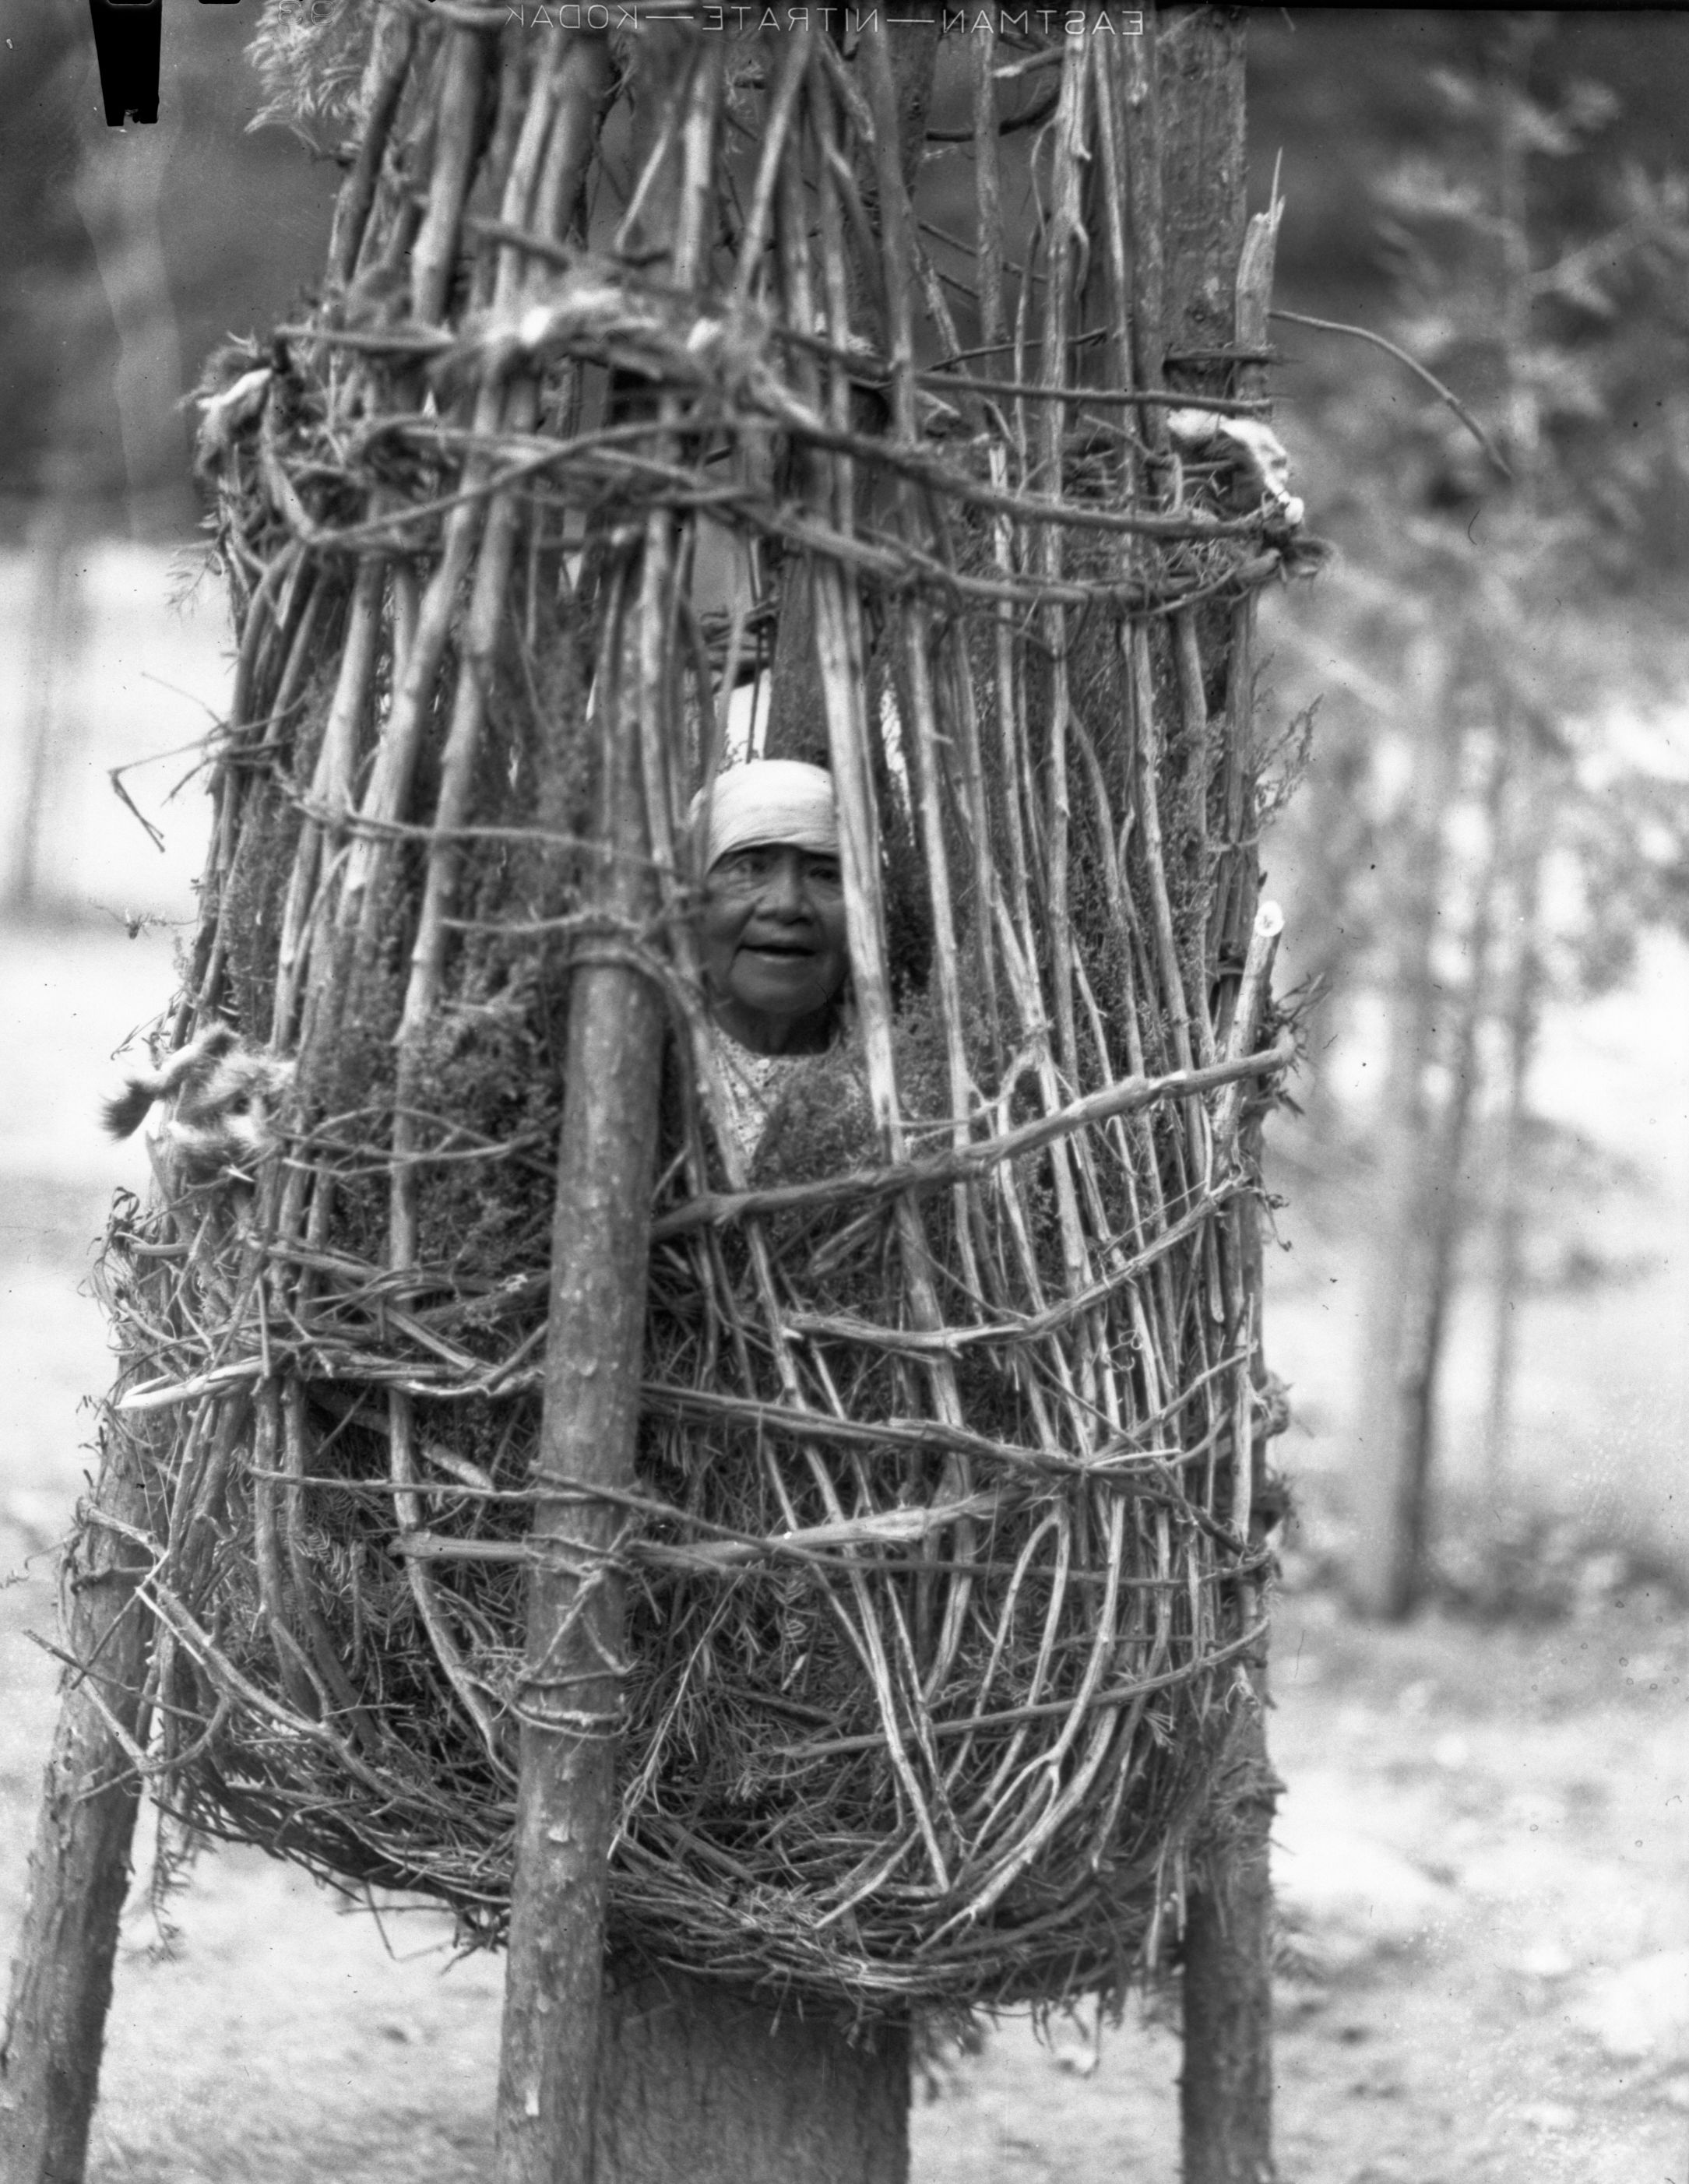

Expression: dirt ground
xmin=3 ymin=920 xmax=1687 ymax=2184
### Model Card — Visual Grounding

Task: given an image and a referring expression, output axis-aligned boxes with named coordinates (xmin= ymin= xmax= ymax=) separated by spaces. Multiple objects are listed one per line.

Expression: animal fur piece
xmin=194 ymin=364 xmax=272 ymax=477
xmin=1166 ymin=408 xmax=1306 ymax=529
xmin=104 ymin=1025 xmax=294 ymax=1187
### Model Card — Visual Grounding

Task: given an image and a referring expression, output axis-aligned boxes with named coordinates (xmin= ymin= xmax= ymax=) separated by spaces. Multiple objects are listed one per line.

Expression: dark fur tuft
xmin=104 ymin=1081 xmax=159 ymax=1141
xmin=101 ymin=1025 xmax=287 ymax=1180
xmin=153 ymin=1023 xmax=239 ymax=1097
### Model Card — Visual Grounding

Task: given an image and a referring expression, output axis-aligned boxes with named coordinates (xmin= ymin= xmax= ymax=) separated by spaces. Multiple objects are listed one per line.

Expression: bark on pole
xmin=0 ymin=1420 xmax=157 ymax=2184
xmin=493 ymin=578 xmax=669 ymax=2184
xmin=1157 ymin=11 xmax=1280 ymax=2182
xmin=594 ymin=1982 xmax=910 ymax=2184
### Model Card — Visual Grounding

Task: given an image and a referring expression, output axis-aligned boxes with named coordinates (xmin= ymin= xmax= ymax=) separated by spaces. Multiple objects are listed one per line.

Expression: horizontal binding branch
xmin=290 ymin=301 xmax=1271 ymax=419
xmin=259 ymin=389 xmax=1270 ymax=550
xmin=769 ymin=1619 xmax=1272 ymax=1762
xmin=112 ymin=1364 xmax=1246 ymax=1504
xmin=391 ymin=1530 xmax=1258 ymax=1590
xmin=651 ymin=1032 xmax=1296 ymax=1238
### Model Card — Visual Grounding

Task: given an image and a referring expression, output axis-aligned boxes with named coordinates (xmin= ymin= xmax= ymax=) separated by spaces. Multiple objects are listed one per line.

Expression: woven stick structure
xmin=94 ymin=1 xmax=1301 ymax=2018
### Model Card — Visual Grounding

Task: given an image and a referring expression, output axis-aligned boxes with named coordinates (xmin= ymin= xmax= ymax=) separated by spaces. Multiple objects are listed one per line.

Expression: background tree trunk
xmin=70 ymin=104 xmax=192 ymax=540
xmin=1481 ymin=816 xmax=1545 ymax=1498
xmin=1347 ymin=631 xmax=1462 ymax=1622
xmin=1349 ymin=22 xmax=1555 ymax=1623
xmin=5 ymin=501 xmax=85 ymax=916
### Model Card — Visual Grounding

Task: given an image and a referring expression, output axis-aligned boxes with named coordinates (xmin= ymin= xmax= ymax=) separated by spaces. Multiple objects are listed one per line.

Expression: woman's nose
xmin=758 ymin=852 xmax=808 ymax=916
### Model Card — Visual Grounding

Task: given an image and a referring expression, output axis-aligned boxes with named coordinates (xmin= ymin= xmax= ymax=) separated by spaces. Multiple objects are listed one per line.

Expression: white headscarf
xmin=689 ymin=760 xmax=839 ymax=870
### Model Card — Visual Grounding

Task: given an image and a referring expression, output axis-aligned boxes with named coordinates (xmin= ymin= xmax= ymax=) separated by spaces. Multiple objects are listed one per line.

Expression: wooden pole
xmin=493 ymin=564 xmax=670 ymax=2184
xmin=1155 ymin=11 xmax=1280 ymax=2179
xmin=595 ymin=1975 xmax=909 ymax=2184
xmin=1180 ymin=1079 xmax=1279 ymax=2184
xmin=1179 ymin=1736 xmax=1278 ymax=2184
xmin=0 ymin=1415 xmax=158 ymax=2183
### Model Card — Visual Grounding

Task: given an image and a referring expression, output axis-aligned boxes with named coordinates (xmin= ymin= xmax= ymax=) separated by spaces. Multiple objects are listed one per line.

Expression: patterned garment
xmin=711 ymin=1029 xmax=807 ymax=1171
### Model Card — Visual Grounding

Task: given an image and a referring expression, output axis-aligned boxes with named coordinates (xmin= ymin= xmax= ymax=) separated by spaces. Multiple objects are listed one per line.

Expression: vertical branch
xmin=326 ymin=7 xmax=420 ymax=290
xmin=1209 ymin=190 xmax=1282 ymax=1014
xmin=757 ymin=43 xmax=830 ymax=769
xmin=399 ymin=31 xmax=609 ymax=1041
xmin=272 ymin=554 xmax=385 ymax=1046
xmin=1121 ymin=19 xmax=1166 ymax=424
xmin=410 ymin=27 xmax=492 ymax=325
xmin=1128 ymin=624 xmax=1196 ymax=1074
xmin=1024 ymin=33 xmax=1101 ymax=1325
xmin=730 ymin=28 xmax=812 ymax=313
xmin=1157 ymin=5 xmax=1247 ymax=383
xmin=1089 ymin=37 xmax=1138 ymax=415
xmin=377 ymin=33 xmax=618 ymax=1788
xmin=970 ymin=17 xmax=1007 ymax=361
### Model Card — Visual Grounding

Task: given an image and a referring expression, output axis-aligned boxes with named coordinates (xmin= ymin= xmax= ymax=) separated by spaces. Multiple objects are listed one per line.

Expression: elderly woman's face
xmin=700 ymin=842 xmax=849 ymax=1053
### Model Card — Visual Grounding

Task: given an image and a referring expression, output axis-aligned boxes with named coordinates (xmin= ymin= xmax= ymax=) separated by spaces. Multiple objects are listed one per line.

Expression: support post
xmin=493 ymin=580 xmax=670 ymax=2184
xmin=1156 ymin=10 xmax=1279 ymax=2179
xmin=1179 ymin=1706 xmax=1279 ymax=2184
xmin=0 ymin=1416 xmax=158 ymax=2183
xmin=595 ymin=1974 xmax=910 ymax=2183
xmin=1181 ymin=915 xmax=1282 ymax=2184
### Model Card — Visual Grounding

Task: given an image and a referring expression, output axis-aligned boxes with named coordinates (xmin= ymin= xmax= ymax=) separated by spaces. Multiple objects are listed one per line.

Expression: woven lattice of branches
xmin=94 ymin=5 xmax=1300 ymax=2015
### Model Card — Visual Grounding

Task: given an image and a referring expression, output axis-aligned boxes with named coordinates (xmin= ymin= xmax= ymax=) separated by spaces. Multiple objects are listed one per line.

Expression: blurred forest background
xmin=2 ymin=11 xmax=1687 ymax=2177
xmin=3 ymin=2 xmax=1688 ymax=1621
